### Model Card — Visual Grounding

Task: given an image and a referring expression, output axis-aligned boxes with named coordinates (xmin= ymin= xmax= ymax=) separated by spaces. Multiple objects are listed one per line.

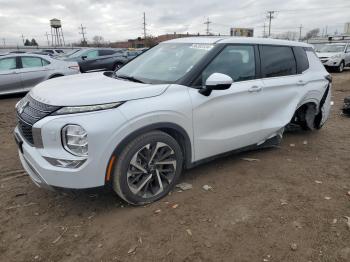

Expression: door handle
xmin=248 ymin=86 xmax=262 ymax=92
xmin=297 ymin=80 xmax=306 ymax=86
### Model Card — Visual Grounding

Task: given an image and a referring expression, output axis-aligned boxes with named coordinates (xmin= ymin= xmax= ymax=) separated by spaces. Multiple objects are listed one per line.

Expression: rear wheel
xmin=112 ymin=131 xmax=183 ymax=205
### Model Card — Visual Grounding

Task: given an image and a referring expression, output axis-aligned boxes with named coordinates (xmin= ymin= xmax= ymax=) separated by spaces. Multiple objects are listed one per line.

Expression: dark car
xmin=343 ymin=96 xmax=350 ymax=116
xmin=63 ymin=48 xmax=128 ymax=73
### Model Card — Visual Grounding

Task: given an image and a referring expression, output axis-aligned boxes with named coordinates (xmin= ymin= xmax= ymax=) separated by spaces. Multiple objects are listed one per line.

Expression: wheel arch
xmin=105 ymin=122 xmax=192 ymax=183
xmin=49 ymin=73 xmax=64 ymax=79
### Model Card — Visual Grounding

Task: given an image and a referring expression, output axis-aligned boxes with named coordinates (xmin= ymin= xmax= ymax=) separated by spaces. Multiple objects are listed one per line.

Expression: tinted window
xmin=21 ymin=57 xmax=44 ymax=68
xmin=0 ymin=57 xmax=17 ymax=71
xmin=293 ymin=47 xmax=309 ymax=73
xmin=260 ymin=46 xmax=296 ymax=78
xmin=200 ymin=45 xmax=256 ymax=85
xmin=99 ymin=50 xmax=116 ymax=56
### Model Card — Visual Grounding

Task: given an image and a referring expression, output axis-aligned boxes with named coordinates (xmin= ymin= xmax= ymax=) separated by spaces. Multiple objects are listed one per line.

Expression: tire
xmin=113 ymin=62 xmax=123 ymax=71
xmin=297 ymin=104 xmax=318 ymax=131
xmin=336 ymin=61 xmax=345 ymax=73
xmin=112 ymin=131 xmax=183 ymax=205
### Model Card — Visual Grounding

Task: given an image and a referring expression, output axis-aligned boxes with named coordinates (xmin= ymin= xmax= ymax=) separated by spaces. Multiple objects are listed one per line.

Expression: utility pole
xmin=266 ymin=11 xmax=276 ymax=37
xmin=263 ymin=23 xmax=267 ymax=38
xmin=204 ymin=17 xmax=212 ymax=35
xmin=143 ymin=12 xmax=147 ymax=40
xmin=45 ymin=32 xmax=50 ymax=46
xmin=298 ymin=24 xmax=303 ymax=41
xmin=21 ymin=34 xmax=25 ymax=45
xmin=79 ymin=24 xmax=87 ymax=45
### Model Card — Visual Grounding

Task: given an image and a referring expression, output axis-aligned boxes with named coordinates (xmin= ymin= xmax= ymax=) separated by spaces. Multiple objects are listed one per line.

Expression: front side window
xmin=260 ymin=46 xmax=296 ymax=78
xmin=0 ymin=57 xmax=17 ymax=71
xmin=199 ymin=45 xmax=256 ymax=85
xmin=116 ymin=43 xmax=213 ymax=84
xmin=319 ymin=44 xmax=346 ymax=53
xmin=85 ymin=50 xmax=99 ymax=58
xmin=21 ymin=57 xmax=44 ymax=68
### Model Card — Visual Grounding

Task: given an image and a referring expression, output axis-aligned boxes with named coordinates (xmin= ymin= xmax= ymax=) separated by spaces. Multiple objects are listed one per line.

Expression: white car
xmin=14 ymin=37 xmax=332 ymax=205
xmin=316 ymin=43 xmax=350 ymax=72
xmin=0 ymin=53 xmax=80 ymax=95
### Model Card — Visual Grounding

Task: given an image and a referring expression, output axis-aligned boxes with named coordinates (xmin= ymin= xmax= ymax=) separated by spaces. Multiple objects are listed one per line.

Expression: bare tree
xmin=92 ymin=35 xmax=104 ymax=46
xmin=304 ymin=28 xmax=320 ymax=40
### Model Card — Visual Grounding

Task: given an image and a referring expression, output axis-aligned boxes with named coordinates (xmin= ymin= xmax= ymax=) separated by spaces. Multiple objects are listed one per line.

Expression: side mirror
xmin=199 ymin=73 xmax=233 ymax=96
xmin=81 ymin=55 xmax=87 ymax=60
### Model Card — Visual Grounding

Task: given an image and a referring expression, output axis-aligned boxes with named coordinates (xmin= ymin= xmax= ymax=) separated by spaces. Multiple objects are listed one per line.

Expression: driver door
xmin=189 ymin=45 xmax=266 ymax=161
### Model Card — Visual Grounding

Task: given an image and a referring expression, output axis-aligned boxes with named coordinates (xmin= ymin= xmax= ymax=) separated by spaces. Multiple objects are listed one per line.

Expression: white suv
xmin=14 ymin=37 xmax=332 ymax=205
xmin=316 ymin=42 xmax=350 ymax=72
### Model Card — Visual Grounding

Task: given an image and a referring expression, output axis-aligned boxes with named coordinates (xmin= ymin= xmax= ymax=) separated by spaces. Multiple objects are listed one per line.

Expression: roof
xmin=164 ymin=36 xmax=311 ymax=47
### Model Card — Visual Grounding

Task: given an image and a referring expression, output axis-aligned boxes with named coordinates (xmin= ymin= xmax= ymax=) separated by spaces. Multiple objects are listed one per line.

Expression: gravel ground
xmin=0 ymin=70 xmax=350 ymax=262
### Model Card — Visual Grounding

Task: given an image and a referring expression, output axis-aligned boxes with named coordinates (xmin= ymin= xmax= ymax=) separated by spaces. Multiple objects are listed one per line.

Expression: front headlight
xmin=331 ymin=54 xmax=341 ymax=59
xmin=62 ymin=125 xmax=88 ymax=156
xmin=53 ymin=102 xmax=123 ymax=115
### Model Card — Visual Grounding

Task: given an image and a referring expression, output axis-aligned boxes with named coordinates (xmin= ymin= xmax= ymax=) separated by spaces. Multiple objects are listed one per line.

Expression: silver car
xmin=0 ymin=53 xmax=80 ymax=95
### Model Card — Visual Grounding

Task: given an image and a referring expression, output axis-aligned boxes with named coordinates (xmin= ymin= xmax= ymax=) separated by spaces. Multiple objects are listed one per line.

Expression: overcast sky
xmin=0 ymin=0 xmax=349 ymax=46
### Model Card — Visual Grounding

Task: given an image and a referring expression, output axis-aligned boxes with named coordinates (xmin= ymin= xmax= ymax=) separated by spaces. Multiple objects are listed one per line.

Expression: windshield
xmin=116 ymin=43 xmax=214 ymax=84
xmin=319 ymin=44 xmax=346 ymax=53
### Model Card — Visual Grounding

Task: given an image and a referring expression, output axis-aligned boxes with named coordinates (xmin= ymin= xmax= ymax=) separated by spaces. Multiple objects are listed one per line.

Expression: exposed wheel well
xmin=291 ymin=102 xmax=318 ymax=130
xmin=49 ymin=74 xmax=64 ymax=79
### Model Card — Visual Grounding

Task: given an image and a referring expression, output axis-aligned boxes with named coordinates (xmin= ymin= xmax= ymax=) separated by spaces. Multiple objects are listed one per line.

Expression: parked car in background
xmin=316 ymin=43 xmax=350 ymax=72
xmin=63 ymin=48 xmax=128 ymax=73
xmin=0 ymin=53 xmax=80 ymax=95
xmin=14 ymin=37 xmax=331 ymax=205
xmin=124 ymin=49 xmax=144 ymax=60
xmin=41 ymin=49 xmax=65 ymax=56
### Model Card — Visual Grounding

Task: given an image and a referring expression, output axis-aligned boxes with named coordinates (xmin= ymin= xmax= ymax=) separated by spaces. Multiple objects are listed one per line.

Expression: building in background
xmin=230 ymin=28 xmax=254 ymax=37
xmin=344 ymin=23 xmax=350 ymax=35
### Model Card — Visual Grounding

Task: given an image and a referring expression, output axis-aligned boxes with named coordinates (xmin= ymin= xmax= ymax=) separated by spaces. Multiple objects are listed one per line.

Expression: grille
xmin=16 ymin=94 xmax=60 ymax=145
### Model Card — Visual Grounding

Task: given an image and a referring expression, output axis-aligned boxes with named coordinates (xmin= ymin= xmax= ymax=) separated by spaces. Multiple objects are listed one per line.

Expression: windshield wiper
xmin=116 ymin=74 xmax=144 ymax=83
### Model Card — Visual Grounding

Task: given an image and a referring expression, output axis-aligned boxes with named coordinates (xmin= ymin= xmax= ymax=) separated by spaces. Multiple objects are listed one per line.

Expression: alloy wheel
xmin=126 ymin=142 xmax=177 ymax=198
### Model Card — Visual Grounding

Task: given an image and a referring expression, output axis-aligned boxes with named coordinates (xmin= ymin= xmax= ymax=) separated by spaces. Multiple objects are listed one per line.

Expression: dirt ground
xmin=1 ymin=70 xmax=350 ymax=262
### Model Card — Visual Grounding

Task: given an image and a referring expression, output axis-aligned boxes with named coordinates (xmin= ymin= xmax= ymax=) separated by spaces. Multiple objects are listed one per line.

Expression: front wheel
xmin=112 ymin=131 xmax=183 ymax=205
xmin=336 ymin=61 xmax=345 ymax=73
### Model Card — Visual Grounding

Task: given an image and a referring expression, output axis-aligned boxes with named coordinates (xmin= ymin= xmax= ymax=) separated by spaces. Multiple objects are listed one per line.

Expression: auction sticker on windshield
xmin=190 ymin=44 xmax=214 ymax=50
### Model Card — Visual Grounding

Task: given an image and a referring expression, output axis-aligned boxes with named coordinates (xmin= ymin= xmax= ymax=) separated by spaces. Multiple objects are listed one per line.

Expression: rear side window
xmin=293 ymin=47 xmax=309 ymax=73
xmin=99 ymin=50 xmax=116 ymax=56
xmin=260 ymin=45 xmax=296 ymax=78
xmin=21 ymin=57 xmax=45 ymax=68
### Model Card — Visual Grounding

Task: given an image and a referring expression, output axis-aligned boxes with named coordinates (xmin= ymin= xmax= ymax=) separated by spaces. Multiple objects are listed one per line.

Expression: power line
xmin=266 ymin=11 xmax=276 ymax=37
xmin=204 ymin=17 xmax=212 ymax=35
xmin=79 ymin=24 xmax=87 ymax=44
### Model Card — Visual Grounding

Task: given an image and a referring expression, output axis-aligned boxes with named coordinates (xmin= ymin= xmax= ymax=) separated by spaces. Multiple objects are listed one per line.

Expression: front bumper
xmin=320 ymin=58 xmax=341 ymax=67
xmin=14 ymin=107 xmax=128 ymax=189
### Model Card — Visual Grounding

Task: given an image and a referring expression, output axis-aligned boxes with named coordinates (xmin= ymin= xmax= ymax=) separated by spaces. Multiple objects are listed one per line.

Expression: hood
xmin=30 ymin=72 xmax=169 ymax=106
xmin=316 ymin=52 xmax=342 ymax=58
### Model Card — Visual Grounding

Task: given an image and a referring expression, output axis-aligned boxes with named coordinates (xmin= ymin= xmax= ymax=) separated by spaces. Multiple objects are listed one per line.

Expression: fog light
xmin=62 ymin=125 xmax=88 ymax=156
xmin=44 ymin=157 xmax=87 ymax=168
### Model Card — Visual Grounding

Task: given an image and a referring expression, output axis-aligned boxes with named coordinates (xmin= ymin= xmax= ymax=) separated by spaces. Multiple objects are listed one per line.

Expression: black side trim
xmin=187 ymin=134 xmax=281 ymax=169
xmin=315 ymin=83 xmax=330 ymax=129
xmin=111 ymin=122 xmax=192 ymax=169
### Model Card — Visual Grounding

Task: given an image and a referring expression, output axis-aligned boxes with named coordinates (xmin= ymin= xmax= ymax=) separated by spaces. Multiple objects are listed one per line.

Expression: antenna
xmin=204 ymin=17 xmax=212 ymax=35
xmin=266 ymin=11 xmax=276 ymax=37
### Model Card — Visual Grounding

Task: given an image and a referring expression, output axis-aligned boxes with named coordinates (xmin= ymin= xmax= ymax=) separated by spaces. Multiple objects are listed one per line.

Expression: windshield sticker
xmin=190 ymin=44 xmax=214 ymax=51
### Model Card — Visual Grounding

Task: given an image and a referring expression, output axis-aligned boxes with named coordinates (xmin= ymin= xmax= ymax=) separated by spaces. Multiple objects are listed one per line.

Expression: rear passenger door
xmin=258 ymin=45 xmax=303 ymax=135
xmin=0 ymin=57 xmax=21 ymax=94
xmin=190 ymin=45 xmax=267 ymax=161
xmin=17 ymin=56 xmax=50 ymax=90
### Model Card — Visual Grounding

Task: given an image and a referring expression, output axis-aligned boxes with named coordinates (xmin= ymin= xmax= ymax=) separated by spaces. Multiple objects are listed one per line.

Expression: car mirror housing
xmin=199 ymin=73 xmax=233 ymax=96
xmin=81 ymin=55 xmax=87 ymax=60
